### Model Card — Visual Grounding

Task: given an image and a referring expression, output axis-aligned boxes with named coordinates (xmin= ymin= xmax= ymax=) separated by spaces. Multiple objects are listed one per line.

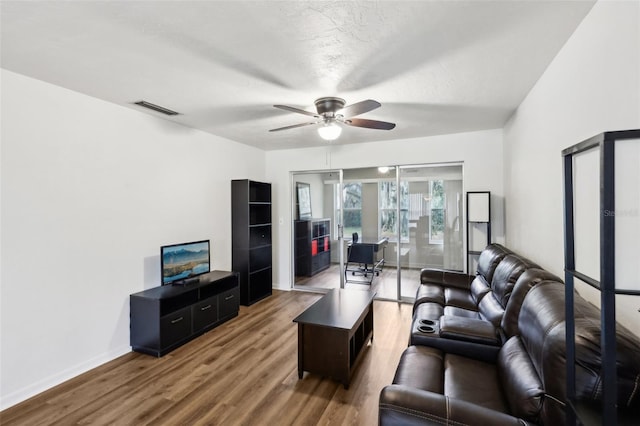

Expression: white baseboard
xmin=0 ymin=345 xmax=131 ymax=411
xmin=272 ymin=283 xmax=291 ymax=291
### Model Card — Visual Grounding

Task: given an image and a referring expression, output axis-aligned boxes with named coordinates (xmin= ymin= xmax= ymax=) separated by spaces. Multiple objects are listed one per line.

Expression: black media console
xmin=130 ymin=270 xmax=239 ymax=357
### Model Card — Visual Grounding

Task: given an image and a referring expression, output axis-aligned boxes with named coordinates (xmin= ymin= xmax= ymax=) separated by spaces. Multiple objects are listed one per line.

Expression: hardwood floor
xmin=294 ymin=264 xmax=421 ymax=301
xmin=1 ymin=290 xmax=413 ymax=425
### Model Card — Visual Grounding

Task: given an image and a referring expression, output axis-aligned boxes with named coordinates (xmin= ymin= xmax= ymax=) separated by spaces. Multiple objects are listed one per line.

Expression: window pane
xmin=400 ymin=210 xmax=409 ymax=240
xmin=340 ymin=182 xmax=362 ymax=237
xmin=379 ymin=181 xmax=409 ymax=241
xmin=380 ymin=209 xmax=396 ymax=238
xmin=399 ymin=181 xmax=409 ymax=209
xmin=430 ymin=180 xmax=444 ymax=209
xmin=379 ymin=181 xmax=396 ymax=209
xmin=343 ymin=210 xmax=362 ymax=237
xmin=343 ymin=183 xmax=362 ymax=208
xmin=430 ymin=209 xmax=444 ymax=241
xmin=429 ymin=180 xmax=445 ymax=243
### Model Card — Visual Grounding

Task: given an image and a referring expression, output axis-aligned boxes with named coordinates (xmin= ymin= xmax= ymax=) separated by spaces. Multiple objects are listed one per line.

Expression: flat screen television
xmin=161 ymin=240 xmax=210 ymax=285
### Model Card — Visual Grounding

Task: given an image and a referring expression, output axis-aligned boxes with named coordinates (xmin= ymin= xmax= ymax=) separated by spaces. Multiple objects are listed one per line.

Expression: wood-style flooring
xmin=295 ymin=264 xmax=421 ymax=301
xmin=1 ymin=290 xmax=413 ymax=425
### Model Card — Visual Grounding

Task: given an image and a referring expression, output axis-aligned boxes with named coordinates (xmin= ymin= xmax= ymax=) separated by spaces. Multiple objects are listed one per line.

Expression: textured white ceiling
xmin=1 ymin=1 xmax=595 ymax=150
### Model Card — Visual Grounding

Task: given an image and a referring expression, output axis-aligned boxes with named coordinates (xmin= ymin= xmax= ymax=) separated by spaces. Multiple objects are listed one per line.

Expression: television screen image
xmin=161 ymin=240 xmax=210 ymax=285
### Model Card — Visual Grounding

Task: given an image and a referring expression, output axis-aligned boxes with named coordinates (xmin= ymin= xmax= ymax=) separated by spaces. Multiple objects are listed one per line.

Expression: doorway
xmin=291 ymin=170 xmax=344 ymax=292
xmin=291 ymin=163 xmax=464 ymax=302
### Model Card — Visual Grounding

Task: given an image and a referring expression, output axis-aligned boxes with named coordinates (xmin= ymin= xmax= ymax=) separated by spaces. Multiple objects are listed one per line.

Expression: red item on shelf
xmin=311 ymin=239 xmax=318 ymax=255
xmin=324 ymin=237 xmax=329 ymax=251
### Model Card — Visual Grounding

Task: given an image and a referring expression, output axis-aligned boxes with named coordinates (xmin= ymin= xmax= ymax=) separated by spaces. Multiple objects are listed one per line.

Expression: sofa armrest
xmin=439 ymin=315 xmax=500 ymax=346
xmin=420 ymin=268 xmax=474 ymax=290
xmin=379 ymin=385 xmax=526 ymax=426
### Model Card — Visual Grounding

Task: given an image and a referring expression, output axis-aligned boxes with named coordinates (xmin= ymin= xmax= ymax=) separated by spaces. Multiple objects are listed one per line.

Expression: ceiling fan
xmin=269 ymin=97 xmax=396 ymax=141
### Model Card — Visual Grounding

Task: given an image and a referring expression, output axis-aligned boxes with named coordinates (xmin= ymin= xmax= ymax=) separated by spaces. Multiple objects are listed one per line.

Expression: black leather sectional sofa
xmin=379 ymin=244 xmax=640 ymax=425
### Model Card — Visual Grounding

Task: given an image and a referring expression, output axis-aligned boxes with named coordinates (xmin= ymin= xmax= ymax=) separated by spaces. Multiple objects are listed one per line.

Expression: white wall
xmin=503 ymin=0 xmax=640 ymax=333
xmin=266 ymin=129 xmax=504 ymax=289
xmin=0 ymin=69 xmax=265 ymax=408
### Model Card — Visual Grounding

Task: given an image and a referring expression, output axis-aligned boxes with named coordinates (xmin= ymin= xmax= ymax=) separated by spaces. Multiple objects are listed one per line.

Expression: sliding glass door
xmin=291 ymin=163 xmax=463 ymax=302
xmin=398 ymin=164 xmax=464 ymax=300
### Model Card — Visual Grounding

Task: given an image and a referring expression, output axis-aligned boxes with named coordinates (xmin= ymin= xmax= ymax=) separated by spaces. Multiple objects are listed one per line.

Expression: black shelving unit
xmin=294 ymin=218 xmax=331 ymax=277
xmin=562 ymin=129 xmax=640 ymax=425
xmin=466 ymin=191 xmax=491 ymax=273
xmin=231 ymin=179 xmax=272 ymax=306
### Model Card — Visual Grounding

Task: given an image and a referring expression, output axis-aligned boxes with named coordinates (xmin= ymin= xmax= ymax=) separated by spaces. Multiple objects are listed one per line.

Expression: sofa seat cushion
xmin=444 ymin=287 xmax=475 ymax=310
xmin=414 ymin=284 xmax=445 ymax=309
xmin=443 ymin=305 xmax=479 ymax=319
xmin=392 ymin=345 xmax=444 ymax=393
xmin=444 ymin=354 xmax=509 ymax=413
xmin=412 ymin=302 xmax=444 ymax=321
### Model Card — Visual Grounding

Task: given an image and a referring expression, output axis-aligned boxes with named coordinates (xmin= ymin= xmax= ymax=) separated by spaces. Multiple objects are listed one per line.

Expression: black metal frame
xmin=562 ymin=129 xmax=640 ymax=425
xmin=466 ymin=191 xmax=491 ymax=273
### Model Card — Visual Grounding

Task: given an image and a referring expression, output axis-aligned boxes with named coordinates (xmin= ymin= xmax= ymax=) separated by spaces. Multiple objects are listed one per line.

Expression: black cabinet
xmin=295 ymin=218 xmax=331 ymax=277
xmin=130 ymin=270 xmax=239 ymax=357
xmin=231 ymin=179 xmax=272 ymax=305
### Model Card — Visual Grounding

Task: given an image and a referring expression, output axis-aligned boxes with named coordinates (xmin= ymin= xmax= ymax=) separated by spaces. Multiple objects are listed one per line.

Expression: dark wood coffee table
xmin=293 ymin=288 xmax=375 ymax=388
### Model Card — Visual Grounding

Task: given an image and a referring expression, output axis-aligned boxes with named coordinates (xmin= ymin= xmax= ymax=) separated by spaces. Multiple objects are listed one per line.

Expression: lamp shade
xmin=317 ymin=123 xmax=342 ymax=141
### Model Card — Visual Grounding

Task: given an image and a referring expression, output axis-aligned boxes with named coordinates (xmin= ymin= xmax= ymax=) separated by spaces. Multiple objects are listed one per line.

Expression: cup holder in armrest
xmin=418 ymin=325 xmax=436 ymax=333
xmin=419 ymin=319 xmax=436 ymax=326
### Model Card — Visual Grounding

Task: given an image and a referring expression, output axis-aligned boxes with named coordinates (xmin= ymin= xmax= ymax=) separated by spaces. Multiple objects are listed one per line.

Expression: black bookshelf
xmin=231 ymin=179 xmax=273 ymax=306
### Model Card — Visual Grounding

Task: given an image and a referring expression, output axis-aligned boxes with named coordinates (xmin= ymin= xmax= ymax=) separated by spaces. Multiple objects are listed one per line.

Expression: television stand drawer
xmin=160 ymin=307 xmax=192 ymax=349
xmin=193 ymin=295 xmax=219 ymax=330
xmin=219 ymin=287 xmax=240 ymax=319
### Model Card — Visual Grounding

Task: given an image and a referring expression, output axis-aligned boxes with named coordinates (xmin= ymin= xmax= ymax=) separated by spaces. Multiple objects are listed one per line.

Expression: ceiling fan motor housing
xmin=315 ymin=97 xmax=345 ymax=115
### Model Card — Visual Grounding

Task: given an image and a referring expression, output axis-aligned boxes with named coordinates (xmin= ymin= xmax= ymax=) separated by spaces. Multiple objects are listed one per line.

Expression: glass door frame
xmin=290 ymin=162 xmax=464 ymax=303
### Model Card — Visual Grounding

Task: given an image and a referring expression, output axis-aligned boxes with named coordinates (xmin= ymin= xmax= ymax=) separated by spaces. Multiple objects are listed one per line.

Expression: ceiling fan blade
xmin=339 ymin=99 xmax=381 ymax=117
xmin=269 ymin=121 xmax=318 ymax=132
xmin=273 ymin=104 xmax=319 ymax=118
xmin=344 ymin=118 xmax=396 ymax=130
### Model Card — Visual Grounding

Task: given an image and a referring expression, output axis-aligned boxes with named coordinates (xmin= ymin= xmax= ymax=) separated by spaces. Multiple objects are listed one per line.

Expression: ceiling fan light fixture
xmin=317 ymin=122 xmax=342 ymax=141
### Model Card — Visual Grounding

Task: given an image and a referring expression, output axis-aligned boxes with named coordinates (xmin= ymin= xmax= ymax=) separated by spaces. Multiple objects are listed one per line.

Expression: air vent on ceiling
xmin=134 ymin=100 xmax=180 ymax=116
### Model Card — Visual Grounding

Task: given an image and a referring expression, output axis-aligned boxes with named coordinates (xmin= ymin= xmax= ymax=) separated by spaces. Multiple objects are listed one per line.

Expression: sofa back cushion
xmin=517 ymin=281 xmax=568 ymax=425
xmin=501 ymin=268 xmax=563 ymax=339
xmin=477 ymin=293 xmax=504 ymax=327
xmin=570 ymin=291 xmax=640 ymax=416
xmin=476 ymin=244 xmax=511 ymax=283
xmin=490 ymin=254 xmax=540 ymax=308
xmin=497 ymin=336 xmax=544 ymax=423
xmin=518 ymin=280 xmax=640 ymax=424
xmin=470 ymin=275 xmax=491 ymax=305
xmin=476 ymin=254 xmax=539 ymax=327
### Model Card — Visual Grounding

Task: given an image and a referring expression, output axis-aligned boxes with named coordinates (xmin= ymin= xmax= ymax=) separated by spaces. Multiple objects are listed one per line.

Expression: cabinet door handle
xmin=200 ymin=304 xmax=212 ymax=311
xmin=225 ymin=294 xmax=235 ymax=301
xmin=171 ymin=317 xmax=184 ymax=324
